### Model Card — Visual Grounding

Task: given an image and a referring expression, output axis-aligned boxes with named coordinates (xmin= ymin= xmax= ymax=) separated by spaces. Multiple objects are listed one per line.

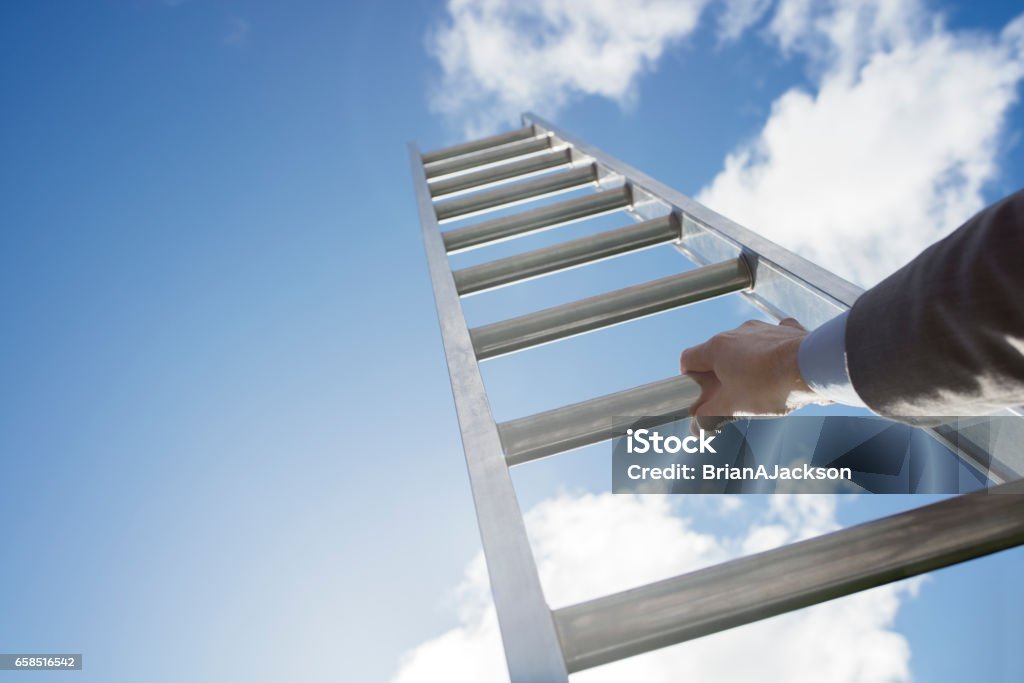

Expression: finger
xmin=689 ymin=401 xmax=707 ymax=435
xmin=693 ymin=391 xmax=736 ymax=431
xmin=679 ymin=339 xmax=715 ymax=374
xmin=690 ymin=394 xmax=733 ymax=434
xmin=779 ymin=317 xmax=806 ymax=331
xmin=684 ymin=376 xmax=716 ymax=429
xmin=694 ymin=414 xmax=734 ymax=433
xmin=687 ymin=370 xmax=719 ymax=392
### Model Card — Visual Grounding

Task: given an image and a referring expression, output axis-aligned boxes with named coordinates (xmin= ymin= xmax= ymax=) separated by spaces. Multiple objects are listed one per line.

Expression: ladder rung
xmin=499 ymin=375 xmax=701 ymax=466
xmin=421 ymin=125 xmax=536 ymax=165
xmin=435 ymin=165 xmax=597 ymax=223
xmin=553 ymin=478 xmax=1024 ymax=673
xmin=471 ymin=257 xmax=752 ymax=360
xmin=443 ymin=186 xmax=631 ymax=253
xmin=430 ymin=149 xmax=573 ymax=198
xmin=425 ymin=136 xmax=552 ymax=179
xmin=454 ymin=214 xmax=680 ymax=295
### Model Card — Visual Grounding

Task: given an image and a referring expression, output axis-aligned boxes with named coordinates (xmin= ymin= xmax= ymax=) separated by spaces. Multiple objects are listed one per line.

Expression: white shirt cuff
xmin=797 ymin=311 xmax=867 ymax=407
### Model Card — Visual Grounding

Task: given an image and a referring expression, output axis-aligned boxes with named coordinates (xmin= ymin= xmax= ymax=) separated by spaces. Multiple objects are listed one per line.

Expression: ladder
xmin=408 ymin=113 xmax=1024 ymax=681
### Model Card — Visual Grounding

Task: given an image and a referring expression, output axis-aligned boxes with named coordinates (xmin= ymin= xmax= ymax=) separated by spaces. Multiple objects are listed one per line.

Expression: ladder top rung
xmin=421 ymin=125 xmax=537 ymax=165
xmin=425 ymin=136 xmax=553 ymax=180
xmin=429 ymin=148 xmax=573 ymax=199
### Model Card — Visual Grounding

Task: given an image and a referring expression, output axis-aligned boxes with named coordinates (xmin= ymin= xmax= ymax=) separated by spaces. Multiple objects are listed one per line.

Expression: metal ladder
xmin=408 ymin=113 xmax=1024 ymax=681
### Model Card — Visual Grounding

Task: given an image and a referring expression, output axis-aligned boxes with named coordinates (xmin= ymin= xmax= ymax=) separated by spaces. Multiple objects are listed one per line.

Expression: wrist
xmin=787 ymin=335 xmax=811 ymax=392
xmin=781 ymin=335 xmax=821 ymax=408
xmin=796 ymin=312 xmax=867 ymax=408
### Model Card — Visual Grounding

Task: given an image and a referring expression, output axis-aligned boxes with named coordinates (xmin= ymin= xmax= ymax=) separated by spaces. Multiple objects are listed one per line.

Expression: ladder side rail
xmin=408 ymin=143 xmax=570 ymax=683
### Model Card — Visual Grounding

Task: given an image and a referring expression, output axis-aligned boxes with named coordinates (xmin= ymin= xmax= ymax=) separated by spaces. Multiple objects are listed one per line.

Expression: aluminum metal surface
xmin=408 ymin=143 xmax=570 ymax=682
xmin=413 ymin=120 xmax=1024 ymax=681
xmin=521 ymin=113 xmax=1017 ymax=480
xmin=425 ymin=136 xmax=552 ymax=179
xmin=436 ymin=165 xmax=597 ymax=223
xmin=471 ymin=257 xmax=752 ymax=360
xmin=498 ymin=374 xmax=702 ymax=466
xmin=454 ymin=214 xmax=679 ymax=295
xmin=443 ymin=185 xmax=631 ymax=254
xmin=430 ymin=149 xmax=573 ymax=198
xmin=522 ymin=112 xmax=862 ymax=327
xmin=421 ymin=125 xmax=536 ymax=165
xmin=554 ymin=479 xmax=1024 ymax=672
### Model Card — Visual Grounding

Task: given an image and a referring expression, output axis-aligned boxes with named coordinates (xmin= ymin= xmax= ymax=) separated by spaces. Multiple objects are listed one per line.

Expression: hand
xmin=678 ymin=318 xmax=827 ymax=430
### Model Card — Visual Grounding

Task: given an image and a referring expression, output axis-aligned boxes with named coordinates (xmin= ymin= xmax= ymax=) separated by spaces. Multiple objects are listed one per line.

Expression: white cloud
xmin=768 ymin=0 xmax=926 ymax=73
xmin=426 ymin=0 xmax=1024 ymax=284
xmin=699 ymin=0 xmax=1024 ymax=286
xmin=390 ymin=492 xmax=919 ymax=682
xmin=428 ymin=0 xmax=709 ymax=136
xmin=718 ymin=0 xmax=774 ymax=43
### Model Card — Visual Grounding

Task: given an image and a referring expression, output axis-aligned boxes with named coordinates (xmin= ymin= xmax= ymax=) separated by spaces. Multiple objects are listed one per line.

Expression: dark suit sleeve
xmin=846 ymin=189 xmax=1024 ymax=416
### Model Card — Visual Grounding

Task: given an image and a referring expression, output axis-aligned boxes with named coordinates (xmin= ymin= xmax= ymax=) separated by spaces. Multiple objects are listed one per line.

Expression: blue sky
xmin=1 ymin=1 xmax=1023 ymax=682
